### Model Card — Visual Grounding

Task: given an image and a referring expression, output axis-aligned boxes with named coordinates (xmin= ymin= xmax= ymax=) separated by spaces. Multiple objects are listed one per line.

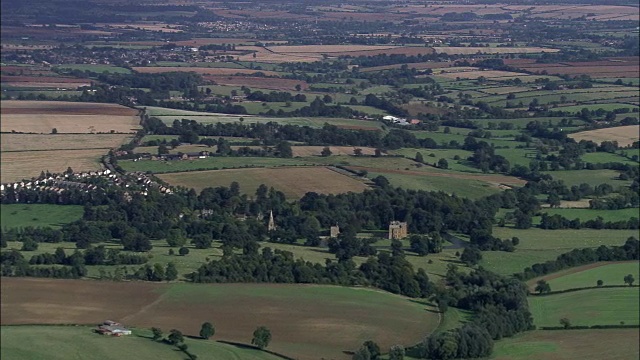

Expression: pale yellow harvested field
xmin=1 ymin=100 xmax=137 ymax=114
xmin=1 ymin=114 xmax=140 ymax=134
xmin=1 ymin=134 xmax=131 ymax=152
xmin=0 ymin=101 xmax=140 ymax=134
xmin=1 ymin=149 xmax=106 ymax=182
xmin=433 ymin=47 xmax=559 ymax=55
xmin=267 ymin=45 xmax=396 ymax=53
xmin=568 ymin=125 xmax=640 ymax=147
xmin=158 ymin=166 xmax=370 ymax=198
xmin=291 ymin=146 xmax=379 ymax=157
xmin=436 ymin=70 xmax=529 ymax=80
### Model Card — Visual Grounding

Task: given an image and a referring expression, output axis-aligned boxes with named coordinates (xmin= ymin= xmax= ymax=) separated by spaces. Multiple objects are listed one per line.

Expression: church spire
xmin=268 ymin=210 xmax=276 ymax=231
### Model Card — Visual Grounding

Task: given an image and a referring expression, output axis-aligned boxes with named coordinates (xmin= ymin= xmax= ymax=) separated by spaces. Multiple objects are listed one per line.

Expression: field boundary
xmin=530 ymin=284 xmax=639 ymax=296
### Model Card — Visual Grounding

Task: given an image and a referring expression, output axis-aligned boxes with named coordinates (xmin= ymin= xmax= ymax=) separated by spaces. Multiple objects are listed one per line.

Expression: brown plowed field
xmin=1 ymin=278 xmax=440 ymax=360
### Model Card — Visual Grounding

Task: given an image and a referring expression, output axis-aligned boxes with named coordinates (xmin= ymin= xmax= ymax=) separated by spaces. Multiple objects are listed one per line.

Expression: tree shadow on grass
xmin=408 ymin=299 xmax=443 ymax=314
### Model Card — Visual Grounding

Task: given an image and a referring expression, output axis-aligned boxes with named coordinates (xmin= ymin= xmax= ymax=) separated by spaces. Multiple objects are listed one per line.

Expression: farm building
xmin=96 ymin=320 xmax=132 ymax=336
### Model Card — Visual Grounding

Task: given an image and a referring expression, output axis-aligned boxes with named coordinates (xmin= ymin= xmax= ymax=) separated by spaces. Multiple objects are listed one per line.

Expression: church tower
xmin=268 ymin=210 xmax=276 ymax=231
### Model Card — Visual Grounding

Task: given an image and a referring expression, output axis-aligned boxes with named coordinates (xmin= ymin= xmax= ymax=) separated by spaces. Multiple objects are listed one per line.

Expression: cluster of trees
xmin=1 ymin=249 xmax=87 ymax=278
xmin=414 ymin=268 xmax=534 ymax=359
xmin=539 ymin=213 xmax=639 ymax=230
xmin=129 ymin=262 xmax=179 ymax=281
xmin=246 ymin=90 xmax=307 ymax=103
xmin=188 ymin=245 xmax=434 ymax=298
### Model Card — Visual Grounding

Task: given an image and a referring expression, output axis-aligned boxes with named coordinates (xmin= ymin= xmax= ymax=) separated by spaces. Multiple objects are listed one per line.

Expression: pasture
xmin=0 ymin=204 xmax=84 ymax=229
xmin=568 ymin=125 xmax=640 ymax=147
xmin=0 ymin=278 xmax=441 ymax=360
xmin=365 ymin=170 xmax=504 ymax=199
xmin=543 ymin=169 xmax=628 ymax=187
xmin=0 ymin=326 xmax=281 ymax=360
xmin=0 ymin=100 xmax=140 ymax=134
xmin=491 ymin=329 xmax=639 ymax=360
xmin=0 ymin=326 xmax=186 ymax=360
xmin=527 ymin=261 xmax=640 ymax=292
xmin=480 ymin=228 xmax=638 ymax=275
xmin=157 ymin=166 xmax=370 ymax=198
xmin=142 ymin=106 xmax=382 ymax=130
xmin=528 ymin=287 xmax=639 ymax=327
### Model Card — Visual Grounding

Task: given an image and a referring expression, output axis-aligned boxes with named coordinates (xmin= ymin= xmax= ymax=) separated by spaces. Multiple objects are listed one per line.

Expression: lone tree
xmin=597 ymin=279 xmax=604 ymax=287
xmin=199 ymin=322 xmax=215 ymax=339
xmin=251 ymin=326 xmax=271 ymax=349
xmin=167 ymin=329 xmax=184 ymax=345
xmin=321 ymin=146 xmax=332 ymax=157
xmin=389 ymin=345 xmax=405 ymax=360
xmin=560 ymin=317 xmax=571 ymax=329
xmin=362 ymin=340 xmax=380 ymax=359
xmin=460 ymin=246 xmax=482 ymax=266
xmin=624 ymin=274 xmax=635 ymax=286
xmin=151 ymin=327 xmax=163 ymax=341
xmin=179 ymin=247 xmax=190 ymax=256
xmin=535 ymin=279 xmax=551 ymax=294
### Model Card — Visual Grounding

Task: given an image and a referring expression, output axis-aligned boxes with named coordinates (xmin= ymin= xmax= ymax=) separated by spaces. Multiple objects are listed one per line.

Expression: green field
xmin=480 ymin=228 xmax=638 ymax=275
xmin=0 ymin=326 xmax=281 ymax=360
xmin=492 ymin=228 xmax=638 ymax=250
xmin=543 ymin=169 xmax=628 ymax=187
xmin=367 ymin=171 xmax=502 ymax=199
xmin=541 ymin=262 xmax=640 ymax=291
xmin=491 ymin=329 xmax=640 ymax=360
xmin=581 ymin=152 xmax=639 ymax=165
xmin=141 ymin=106 xmax=382 ymax=129
xmin=554 ymin=103 xmax=639 ymax=113
xmin=528 ymin=287 xmax=639 ymax=327
xmin=389 ymin=148 xmax=480 ymax=173
xmin=0 ymin=204 xmax=84 ymax=229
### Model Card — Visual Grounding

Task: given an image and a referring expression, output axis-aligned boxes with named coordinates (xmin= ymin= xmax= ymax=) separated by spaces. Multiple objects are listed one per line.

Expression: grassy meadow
xmin=0 ymin=326 xmax=280 ymax=360
xmin=480 ymin=228 xmax=638 ymax=275
xmin=0 ymin=204 xmax=84 ymax=229
xmin=491 ymin=329 xmax=639 ymax=360
xmin=528 ymin=287 xmax=639 ymax=327
xmin=537 ymin=262 xmax=640 ymax=291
